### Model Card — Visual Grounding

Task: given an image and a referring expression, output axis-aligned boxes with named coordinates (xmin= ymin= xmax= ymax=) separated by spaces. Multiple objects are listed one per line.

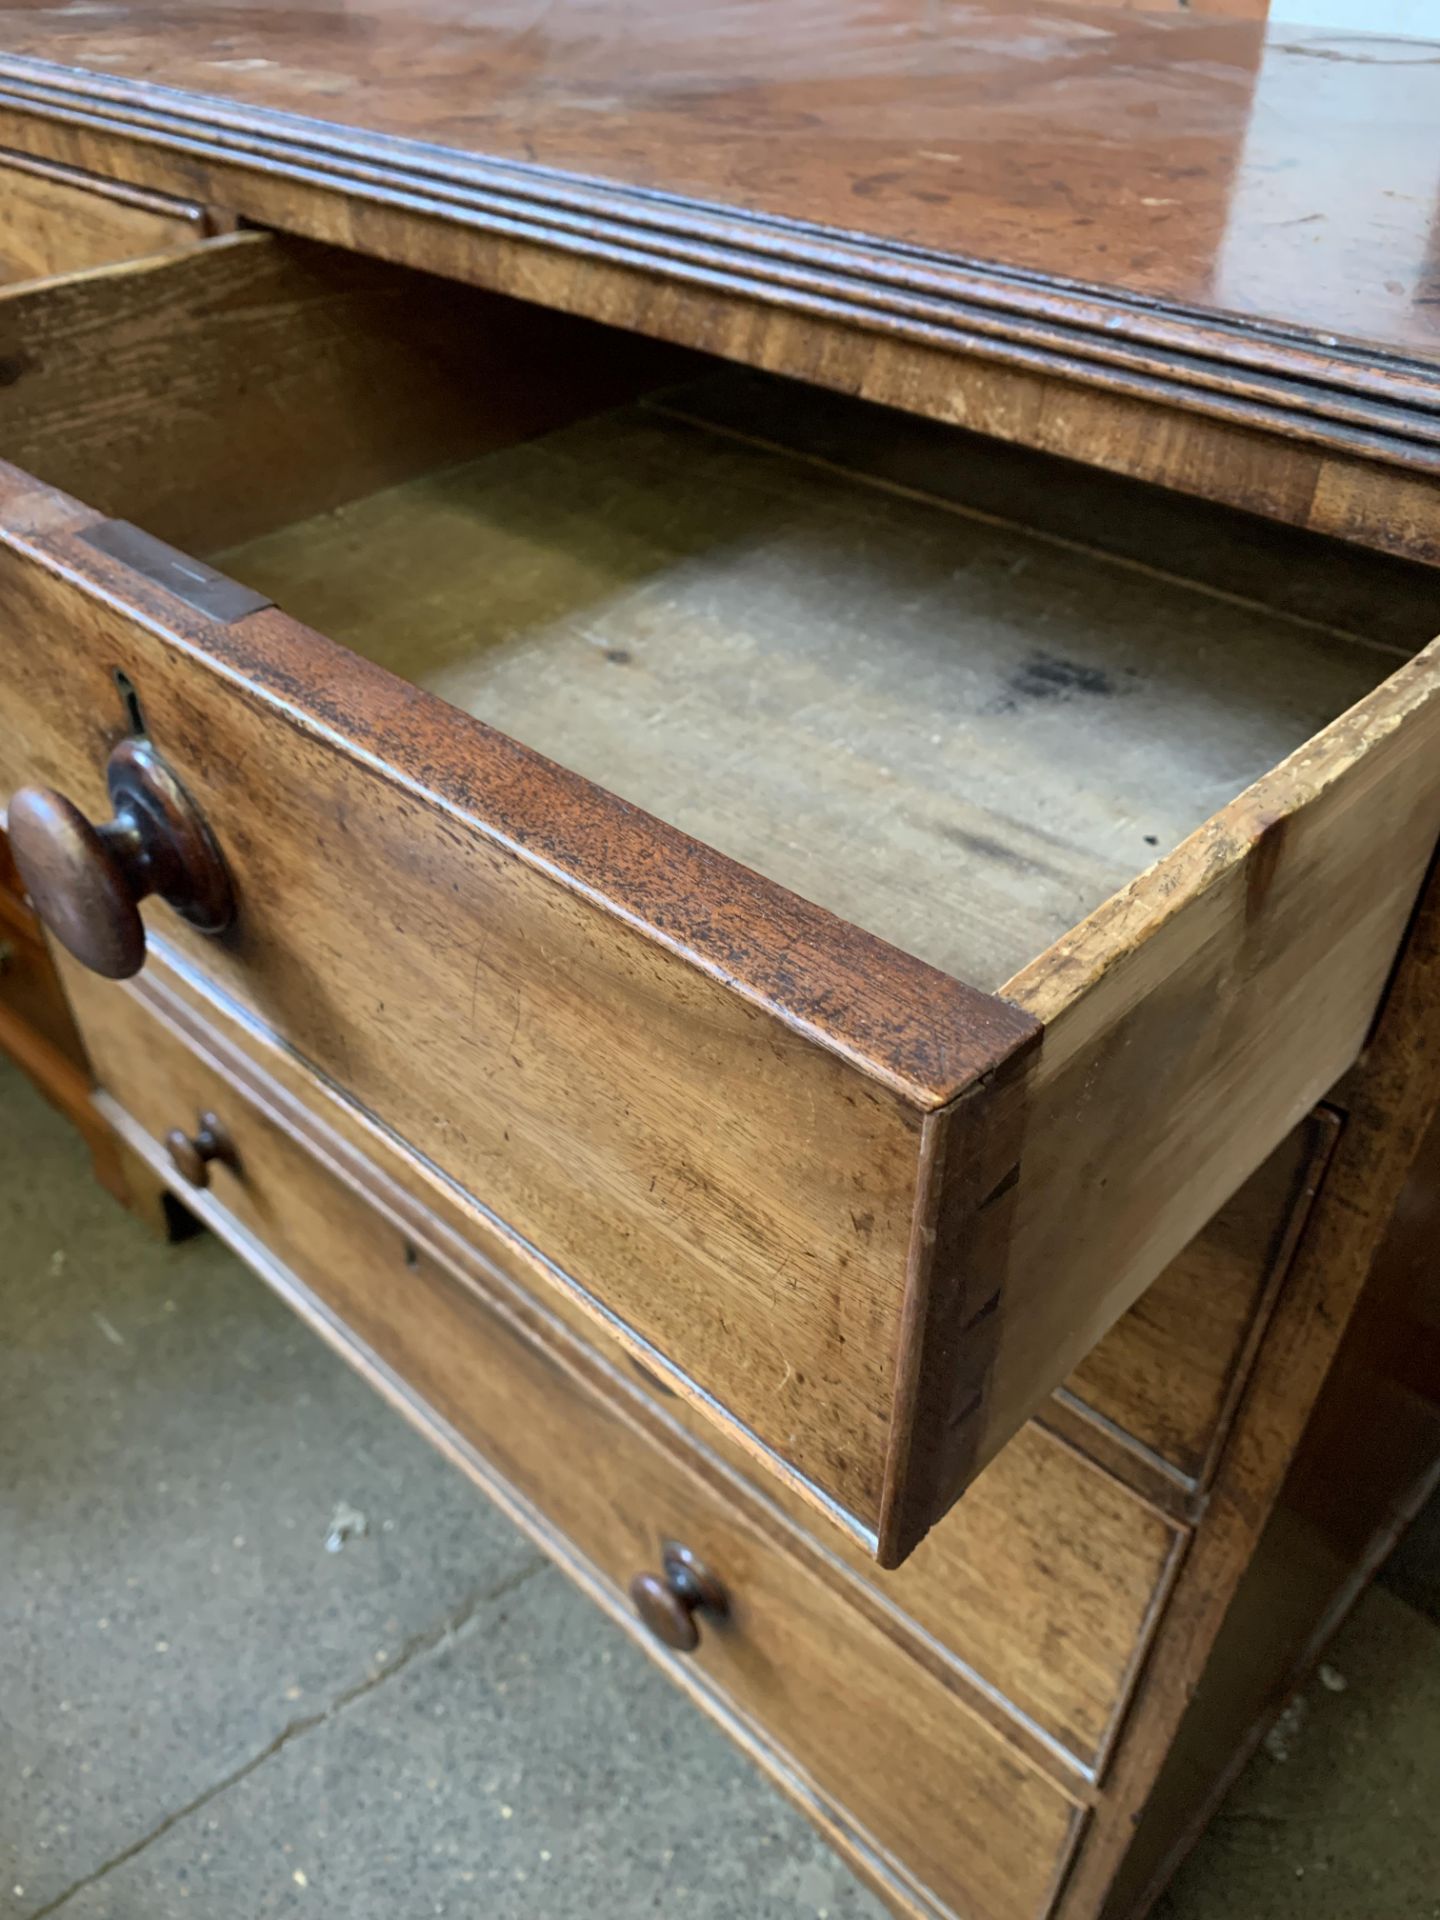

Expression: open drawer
xmin=0 ymin=147 xmax=210 ymax=285
xmin=1 ymin=231 xmax=1438 ymax=1564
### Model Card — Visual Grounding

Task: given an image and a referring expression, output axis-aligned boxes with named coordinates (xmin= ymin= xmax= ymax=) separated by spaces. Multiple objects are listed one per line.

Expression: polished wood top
xmin=0 ymin=1 xmax=1436 ymax=365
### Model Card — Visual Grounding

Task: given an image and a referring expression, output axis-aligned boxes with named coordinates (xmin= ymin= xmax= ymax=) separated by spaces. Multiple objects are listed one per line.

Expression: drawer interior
xmin=207 ymin=380 xmax=1422 ymax=992
xmin=5 ymin=231 xmax=1433 ymax=999
xmin=4 ymin=227 xmax=1440 ymax=1562
xmin=8 ymin=226 xmax=1436 ymax=998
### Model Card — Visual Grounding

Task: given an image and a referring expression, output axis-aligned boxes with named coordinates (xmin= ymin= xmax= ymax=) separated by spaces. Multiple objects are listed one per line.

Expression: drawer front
xmin=0 ymin=231 xmax=1039 ymax=1566
xmin=670 ymin=1393 xmax=1185 ymax=1780
xmin=67 ymin=965 xmax=1083 ymax=1920
xmin=0 ymin=150 xmax=207 ymax=284
xmin=0 ymin=477 xmax=1022 ymax=1558
xmin=3 ymin=235 xmax=1440 ymax=1568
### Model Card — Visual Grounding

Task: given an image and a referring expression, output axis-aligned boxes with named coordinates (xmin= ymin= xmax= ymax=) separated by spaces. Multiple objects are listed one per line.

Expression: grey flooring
xmin=2 ymin=1053 xmax=1437 ymax=1919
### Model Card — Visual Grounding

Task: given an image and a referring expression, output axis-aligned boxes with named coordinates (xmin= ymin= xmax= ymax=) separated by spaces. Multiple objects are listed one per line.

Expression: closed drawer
xmin=706 ymin=1408 xmax=1186 ymax=1781
xmin=3 ymin=232 xmax=1439 ymax=1564
xmin=0 ymin=149 xmax=208 ymax=284
xmin=65 ymin=961 xmax=1085 ymax=1920
xmin=64 ymin=940 xmax=1185 ymax=1784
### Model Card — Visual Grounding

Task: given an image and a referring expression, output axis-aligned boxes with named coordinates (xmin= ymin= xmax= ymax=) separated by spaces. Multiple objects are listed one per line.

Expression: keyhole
xmin=112 ymin=668 xmax=147 ymax=737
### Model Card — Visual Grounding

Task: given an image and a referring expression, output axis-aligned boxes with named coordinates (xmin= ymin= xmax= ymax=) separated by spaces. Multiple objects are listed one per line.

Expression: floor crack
xmin=24 ymin=1554 xmax=547 ymax=1918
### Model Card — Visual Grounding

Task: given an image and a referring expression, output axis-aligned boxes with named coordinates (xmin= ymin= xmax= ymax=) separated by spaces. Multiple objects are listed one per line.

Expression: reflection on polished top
xmin=0 ymin=0 xmax=1436 ymax=359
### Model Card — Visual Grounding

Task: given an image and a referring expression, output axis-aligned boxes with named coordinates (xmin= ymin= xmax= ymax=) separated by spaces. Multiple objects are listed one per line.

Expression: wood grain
xmin=1113 ymin=1099 xmax=1440 ymax=1918
xmin=69 ymin=960 xmax=1083 ymax=1920
xmin=3 ymin=234 xmax=1436 ymax=1557
xmin=950 ymin=640 xmax=1440 ymax=1544
xmin=1060 ymin=1112 xmax=1339 ymax=1488
xmin=0 ymin=228 xmax=696 ymax=555
xmin=0 ymin=462 xmax=1038 ymax=1550
xmin=0 ymin=147 xmax=205 ymax=283
xmin=663 ymin=370 xmax=1440 ymax=657
xmin=1057 ymin=846 xmax=1440 ymax=1920
xmin=96 ymin=940 xmax=1180 ymax=1783
xmin=0 ymin=13 xmax=1438 ymax=557
xmin=4 ymin=41 xmax=1439 ymax=1912
xmin=0 ymin=3 xmax=1436 ymax=355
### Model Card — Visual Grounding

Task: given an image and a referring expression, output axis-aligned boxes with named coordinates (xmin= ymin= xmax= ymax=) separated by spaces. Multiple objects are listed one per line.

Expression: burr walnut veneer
xmin=0 ymin=8 xmax=1437 ymax=1917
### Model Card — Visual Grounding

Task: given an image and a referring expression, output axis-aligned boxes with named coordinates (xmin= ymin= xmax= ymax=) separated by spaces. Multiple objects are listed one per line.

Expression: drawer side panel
xmin=984 ymin=639 xmax=1440 ymax=1502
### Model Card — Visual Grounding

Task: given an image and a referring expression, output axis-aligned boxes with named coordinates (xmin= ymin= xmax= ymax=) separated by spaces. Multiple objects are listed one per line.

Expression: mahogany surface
xmin=2 ymin=20 xmax=1440 ymax=1914
xmin=1 ymin=6 xmax=1437 ymax=566
xmin=0 ymin=1 xmax=1436 ymax=363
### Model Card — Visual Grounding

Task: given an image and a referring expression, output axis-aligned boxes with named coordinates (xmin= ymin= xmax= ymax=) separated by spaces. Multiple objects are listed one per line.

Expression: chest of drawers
xmin=1 ymin=9 xmax=1437 ymax=1915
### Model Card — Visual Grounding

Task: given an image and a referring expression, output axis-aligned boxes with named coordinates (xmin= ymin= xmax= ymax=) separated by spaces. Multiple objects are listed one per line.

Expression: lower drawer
xmin=63 ymin=944 xmax=1191 ymax=1781
xmin=64 ymin=961 xmax=1084 ymax=1920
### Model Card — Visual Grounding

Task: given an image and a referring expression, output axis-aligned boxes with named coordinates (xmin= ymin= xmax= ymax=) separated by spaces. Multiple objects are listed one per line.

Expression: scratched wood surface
xmin=0 ymin=0 xmax=1436 ymax=356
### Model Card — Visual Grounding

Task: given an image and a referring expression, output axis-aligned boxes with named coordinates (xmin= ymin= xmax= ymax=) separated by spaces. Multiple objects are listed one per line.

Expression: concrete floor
xmin=2 ymin=1052 xmax=1437 ymax=1920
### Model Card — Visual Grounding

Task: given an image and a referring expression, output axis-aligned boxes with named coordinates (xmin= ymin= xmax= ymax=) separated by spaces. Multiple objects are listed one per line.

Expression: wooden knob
xmin=628 ymin=1542 xmax=727 ymax=1653
xmin=164 ymin=1113 xmax=235 ymax=1189
xmin=8 ymin=736 xmax=234 ymax=980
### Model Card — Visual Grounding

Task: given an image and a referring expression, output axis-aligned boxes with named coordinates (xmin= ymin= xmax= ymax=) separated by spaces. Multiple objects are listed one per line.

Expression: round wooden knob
xmin=628 ymin=1542 xmax=727 ymax=1653
xmin=8 ymin=736 xmax=234 ymax=980
xmin=164 ymin=1113 xmax=235 ymax=1189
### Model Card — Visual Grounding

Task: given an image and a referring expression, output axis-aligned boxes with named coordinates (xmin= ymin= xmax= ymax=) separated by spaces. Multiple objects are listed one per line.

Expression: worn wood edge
xmin=1183 ymin=1108 xmax=1344 ymax=1495
xmin=0 ymin=63 xmax=1436 ymax=469
xmin=1004 ymin=636 xmax=1440 ymax=1028
xmin=0 ymin=454 xmax=1035 ymax=1108
xmin=93 ymin=1096 xmax=967 ymax=1920
xmin=1084 ymin=1510 xmax=1191 ymax=1792
xmin=877 ymin=1061 xmax=1031 ymax=1565
xmin=1056 ymin=847 xmax=1440 ymax=1918
xmin=1036 ymin=1396 xmax=1197 ymax=1522
xmin=0 ymin=219 xmax=260 ymax=312
xmin=7 ymin=58 xmax=1440 ymax=415
xmin=976 ymin=1414 xmax=1193 ymax=1792
xmin=883 ymin=1074 xmax=1198 ymax=1769
xmin=4 ymin=103 xmax=1439 ymax=569
xmin=110 ymin=943 xmax=1128 ymax=1793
